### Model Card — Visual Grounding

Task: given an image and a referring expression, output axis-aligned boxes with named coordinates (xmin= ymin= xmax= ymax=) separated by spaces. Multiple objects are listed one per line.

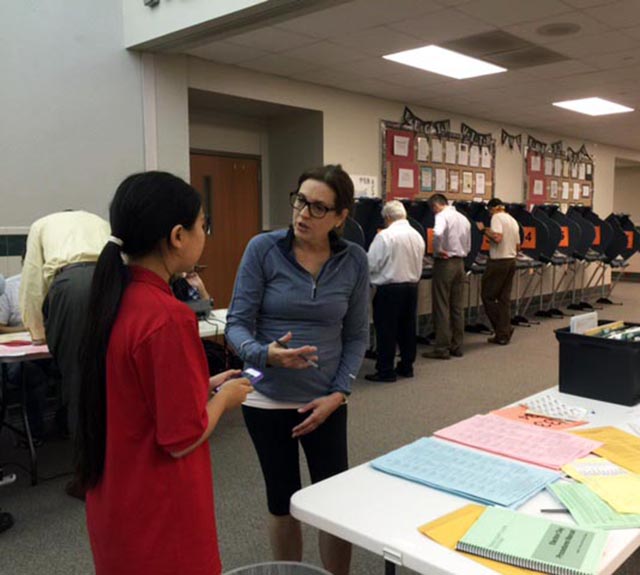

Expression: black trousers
xmin=373 ymin=282 xmax=419 ymax=377
xmin=481 ymin=258 xmax=516 ymax=340
xmin=43 ymin=263 xmax=96 ymax=437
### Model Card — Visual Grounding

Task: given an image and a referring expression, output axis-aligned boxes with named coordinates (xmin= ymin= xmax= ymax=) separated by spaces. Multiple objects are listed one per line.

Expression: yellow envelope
xmin=419 ymin=504 xmax=545 ymax=575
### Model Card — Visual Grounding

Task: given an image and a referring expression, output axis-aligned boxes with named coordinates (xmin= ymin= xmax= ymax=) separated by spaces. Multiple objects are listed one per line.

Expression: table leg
xmin=385 ymin=560 xmax=396 ymax=575
xmin=19 ymin=365 xmax=37 ymax=485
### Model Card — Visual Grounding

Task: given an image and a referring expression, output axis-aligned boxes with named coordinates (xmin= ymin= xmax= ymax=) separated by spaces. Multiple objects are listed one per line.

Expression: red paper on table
xmin=492 ymin=405 xmax=587 ymax=431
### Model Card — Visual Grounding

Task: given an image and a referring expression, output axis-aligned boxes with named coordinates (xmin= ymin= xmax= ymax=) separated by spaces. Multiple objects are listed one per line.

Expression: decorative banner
xmin=566 ymin=144 xmax=593 ymax=163
xmin=432 ymin=119 xmax=451 ymax=136
xmin=578 ymin=144 xmax=592 ymax=161
xmin=461 ymin=122 xmax=493 ymax=146
xmin=527 ymin=135 xmax=548 ymax=155
xmin=550 ymin=141 xmax=564 ymax=155
xmin=501 ymin=129 xmax=522 ymax=151
xmin=401 ymin=106 xmax=430 ymax=133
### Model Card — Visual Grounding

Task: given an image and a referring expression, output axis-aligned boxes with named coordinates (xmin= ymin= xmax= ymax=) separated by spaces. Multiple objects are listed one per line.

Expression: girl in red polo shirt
xmin=76 ymin=171 xmax=252 ymax=575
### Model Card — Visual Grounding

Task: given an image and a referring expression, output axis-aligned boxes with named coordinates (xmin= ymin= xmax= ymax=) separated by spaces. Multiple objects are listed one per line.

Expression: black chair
xmin=342 ymin=217 xmax=365 ymax=248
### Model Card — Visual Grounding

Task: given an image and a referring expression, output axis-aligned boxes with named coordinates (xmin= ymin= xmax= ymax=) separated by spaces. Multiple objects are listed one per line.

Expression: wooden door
xmin=190 ymin=153 xmax=261 ymax=308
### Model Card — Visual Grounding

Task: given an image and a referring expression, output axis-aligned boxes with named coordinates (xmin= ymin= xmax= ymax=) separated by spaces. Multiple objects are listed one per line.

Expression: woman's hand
xmin=267 ymin=331 xmax=318 ymax=369
xmin=186 ymin=272 xmax=210 ymax=300
xmin=209 ymin=369 xmax=242 ymax=394
xmin=291 ymin=392 xmax=345 ymax=438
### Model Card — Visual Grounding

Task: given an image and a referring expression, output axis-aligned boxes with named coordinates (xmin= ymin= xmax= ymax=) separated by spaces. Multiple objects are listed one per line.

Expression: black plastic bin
xmin=555 ymin=322 xmax=640 ymax=406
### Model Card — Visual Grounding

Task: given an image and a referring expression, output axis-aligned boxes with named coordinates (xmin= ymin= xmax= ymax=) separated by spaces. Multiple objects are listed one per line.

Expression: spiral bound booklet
xmin=456 ymin=507 xmax=607 ymax=575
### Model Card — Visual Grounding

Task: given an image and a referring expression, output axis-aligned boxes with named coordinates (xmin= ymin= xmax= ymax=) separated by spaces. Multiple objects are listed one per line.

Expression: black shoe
xmin=395 ymin=367 xmax=414 ymax=378
xmin=450 ymin=348 xmax=464 ymax=358
xmin=364 ymin=372 xmax=397 ymax=383
xmin=487 ymin=336 xmax=509 ymax=345
xmin=0 ymin=511 xmax=14 ymax=533
xmin=422 ymin=350 xmax=450 ymax=360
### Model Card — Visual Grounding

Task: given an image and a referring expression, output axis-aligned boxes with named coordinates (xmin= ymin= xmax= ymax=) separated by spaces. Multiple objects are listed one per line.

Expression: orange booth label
xmin=427 ymin=228 xmax=435 ymax=255
xmin=481 ymin=235 xmax=491 ymax=251
xmin=626 ymin=231 xmax=634 ymax=249
xmin=559 ymin=226 xmax=569 ymax=248
xmin=593 ymin=226 xmax=601 ymax=246
xmin=521 ymin=227 xmax=536 ymax=250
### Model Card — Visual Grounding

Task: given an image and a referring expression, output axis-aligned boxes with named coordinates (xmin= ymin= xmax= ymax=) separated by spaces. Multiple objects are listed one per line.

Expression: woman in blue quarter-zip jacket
xmin=226 ymin=164 xmax=369 ymax=575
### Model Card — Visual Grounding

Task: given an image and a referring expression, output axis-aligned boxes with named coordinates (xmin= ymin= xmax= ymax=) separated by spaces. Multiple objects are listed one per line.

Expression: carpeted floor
xmin=1 ymin=282 xmax=639 ymax=574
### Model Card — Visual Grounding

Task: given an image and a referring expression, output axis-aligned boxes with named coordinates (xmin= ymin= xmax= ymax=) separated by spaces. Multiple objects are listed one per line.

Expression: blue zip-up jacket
xmin=225 ymin=228 xmax=370 ymax=402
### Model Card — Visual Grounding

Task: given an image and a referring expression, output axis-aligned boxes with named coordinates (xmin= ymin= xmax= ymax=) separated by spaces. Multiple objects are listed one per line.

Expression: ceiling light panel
xmin=553 ymin=97 xmax=634 ymax=116
xmin=383 ymin=45 xmax=507 ymax=79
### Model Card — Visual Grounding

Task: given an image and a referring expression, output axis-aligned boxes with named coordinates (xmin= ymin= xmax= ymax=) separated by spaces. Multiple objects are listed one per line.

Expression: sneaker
xmin=422 ymin=350 xmax=451 ymax=360
xmin=0 ymin=511 xmax=14 ymax=534
xmin=487 ymin=336 xmax=509 ymax=345
xmin=450 ymin=348 xmax=464 ymax=358
xmin=364 ymin=372 xmax=397 ymax=383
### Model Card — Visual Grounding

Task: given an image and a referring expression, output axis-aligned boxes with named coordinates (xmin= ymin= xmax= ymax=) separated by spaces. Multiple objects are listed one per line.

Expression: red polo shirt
xmin=86 ymin=266 xmax=221 ymax=575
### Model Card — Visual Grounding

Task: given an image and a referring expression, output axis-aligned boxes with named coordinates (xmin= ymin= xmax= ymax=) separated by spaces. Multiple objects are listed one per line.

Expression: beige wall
xmin=614 ymin=166 xmax=640 ymax=273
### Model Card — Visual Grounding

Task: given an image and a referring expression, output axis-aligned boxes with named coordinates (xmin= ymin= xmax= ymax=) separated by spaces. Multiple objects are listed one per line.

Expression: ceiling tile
xmin=456 ymin=0 xmax=572 ymax=28
xmin=548 ymin=30 xmax=639 ymax=57
xmin=187 ymin=41 xmax=268 ymax=64
xmin=586 ymin=47 xmax=640 ymax=70
xmin=237 ymin=54 xmax=320 ymax=77
xmin=226 ymin=27 xmax=317 ymax=53
xmin=521 ymin=59 xmax=596 ymax=78
xmin=388 ymin=8 xmax=495 ymax=43
xmin=620 ymin=24 xmax=640 ymax=41
xmin=331 ymin=25 xmax=424 ymax=57
xmin=285 ymin=41 xmax=368 ymax=66
xmin=586 ymin=0 xmax=640 ymax=29
xmin=561 ymin=0 xmax=618 ymax=7
xmin=505 ymin=12 xmax=612 ymax=46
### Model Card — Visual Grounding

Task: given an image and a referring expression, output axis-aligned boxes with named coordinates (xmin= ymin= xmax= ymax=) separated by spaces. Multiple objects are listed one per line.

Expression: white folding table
xmin=291 ymin=389 xmax=640 ymax=575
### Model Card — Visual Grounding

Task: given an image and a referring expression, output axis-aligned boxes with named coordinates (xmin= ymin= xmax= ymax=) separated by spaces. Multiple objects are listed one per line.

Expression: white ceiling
xmin=176 ymin=0 xmax=640 ymax=151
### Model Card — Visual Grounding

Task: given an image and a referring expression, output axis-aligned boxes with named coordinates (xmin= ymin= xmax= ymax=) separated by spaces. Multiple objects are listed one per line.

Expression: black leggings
xmin=242 ymin=404 xmax=348 ymax=516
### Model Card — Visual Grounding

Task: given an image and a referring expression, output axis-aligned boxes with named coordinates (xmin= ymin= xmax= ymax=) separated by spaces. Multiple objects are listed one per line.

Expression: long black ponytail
xmin=77 ymin=171 xmax=202 ymax=488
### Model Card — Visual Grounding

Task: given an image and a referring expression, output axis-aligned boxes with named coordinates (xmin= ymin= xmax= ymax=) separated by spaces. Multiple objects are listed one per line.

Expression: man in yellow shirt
xmin=19 ymin=211 xmax=110 ymax=443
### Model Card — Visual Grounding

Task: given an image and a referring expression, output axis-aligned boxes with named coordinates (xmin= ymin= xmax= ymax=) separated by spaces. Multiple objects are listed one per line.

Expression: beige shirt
xmin=489 ymin=211 xmax=520 ymax=260
xmin=19 ymin=211 xmax=110 ymax=341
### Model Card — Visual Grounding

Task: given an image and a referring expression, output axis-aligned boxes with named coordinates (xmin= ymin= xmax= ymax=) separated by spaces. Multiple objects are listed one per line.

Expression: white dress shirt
xmin=367 ymin=219 xmax=425 ymax=286
xmin=489 ymin=211 xmax=520 ymax=259
xmin=433 ymin=206 xmax=471 ymax=258
xmin=0 ymin=274 xmax=22 ymax=327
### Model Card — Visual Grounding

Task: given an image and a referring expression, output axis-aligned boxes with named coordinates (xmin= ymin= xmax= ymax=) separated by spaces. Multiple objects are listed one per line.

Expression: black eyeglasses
xmin=289 ymin=192 xmax=336 ymax=219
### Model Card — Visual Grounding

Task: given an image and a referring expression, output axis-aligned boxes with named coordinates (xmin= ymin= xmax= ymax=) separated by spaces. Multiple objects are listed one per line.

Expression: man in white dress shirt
xmin=365 ymin=201 xmax=425 ymax=382
xmin=423 ymin=194 xmax=471 ymax=360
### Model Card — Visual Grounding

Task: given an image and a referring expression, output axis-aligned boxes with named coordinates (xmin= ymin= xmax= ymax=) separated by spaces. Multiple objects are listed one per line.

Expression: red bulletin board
xmin=388 ymin=161 xmax=418 ymax=199
xmin=385 ymin=129 xmax=415 ymax=161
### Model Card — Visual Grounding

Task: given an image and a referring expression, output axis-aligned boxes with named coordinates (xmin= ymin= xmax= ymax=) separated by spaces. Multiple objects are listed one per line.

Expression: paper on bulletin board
xmin=431 ymin=139 xmax=443 ymax=163
xmin=462 ymin=171 xmax=473 ymax=194
xmin=398 ymin=168 xmax=415 ymax=188
xmin=445 ymin=141 xmax=457 ymax=164
xmin=582 ymin=185 xmax=590 ymax=198
xmin=435 ymin=168 xmax=447 ymax=192
xmin=563 ymin=160 xmax=570 ymax=178
xmin=450 ymin=170 xmax=459 ymax=192
xmin=549 ymin=180 xmax=558 ymax=199
xmin=530 ymin=154 xmax=541 ymax=172
xmin=481 ymin=146 xmax=492 ymax=168
xmin=579 ymin=163 xmax=586 ymax=180
xmin=458 ymin=143 xmax=469 ymax=166
xmin=571 ymin=163 xmax=579 ymax=179
xmin=533 ymin=179 xmax=544 ymax=196
xmin=573 ymin=182 xmax=581 ymax=200
xmin=469 ymin=145 xmax=480 ymax=167
xmin=394 ymin=135 xmax=410 ymax=157
xmin=544 ymin=157 xmax=553 ymax=176
xmin=420 ymin=166 xmax=433 ymax=192
xmin=561 ymin=181 xmax=570 ymax=200
xmin=554 ymin=158 xmax=562 ymax=177
xmin=475 ymin=172 xmax=485 ymax=195
xmin=417 ymin=137 xmax=429 ymax=162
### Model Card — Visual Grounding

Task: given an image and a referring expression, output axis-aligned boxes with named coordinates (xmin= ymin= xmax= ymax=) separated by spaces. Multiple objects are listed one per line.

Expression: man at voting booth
xmin=366 ymin=200 xmax=425 ymax=382
xmin=478 ymin=198 xmax=520 ymax=345
xmin=423 ymin=194 xmax=470 ymax=360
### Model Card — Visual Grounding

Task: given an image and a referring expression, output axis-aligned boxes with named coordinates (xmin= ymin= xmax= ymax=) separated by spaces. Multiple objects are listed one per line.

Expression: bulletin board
xmin=381 ymin=121 xmax=495 ymax=202
xmin=525 ymin=149 xmax=594 ymax=209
